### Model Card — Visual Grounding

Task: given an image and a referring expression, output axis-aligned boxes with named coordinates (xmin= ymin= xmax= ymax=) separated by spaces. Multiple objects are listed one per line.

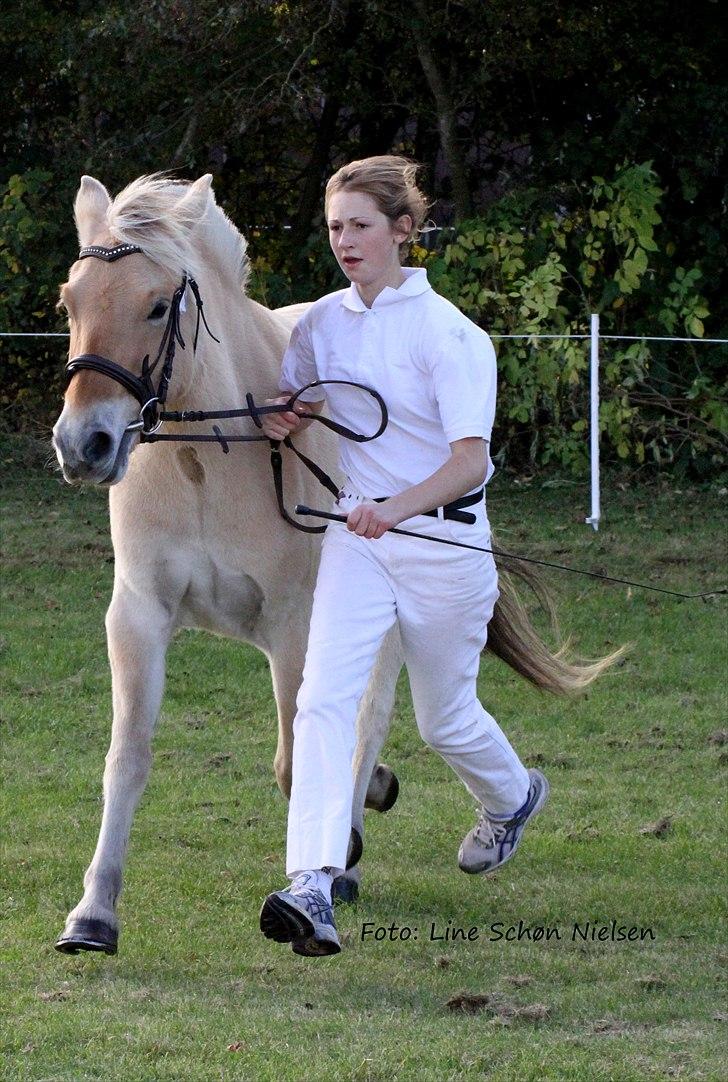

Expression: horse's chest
xmin=178 ymin=556 xmax=264 ymax=639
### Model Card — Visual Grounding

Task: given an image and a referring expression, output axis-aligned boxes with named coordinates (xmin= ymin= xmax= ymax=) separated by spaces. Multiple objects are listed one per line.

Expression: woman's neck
xmin=356 ymin=266 xmax=407 ymax=308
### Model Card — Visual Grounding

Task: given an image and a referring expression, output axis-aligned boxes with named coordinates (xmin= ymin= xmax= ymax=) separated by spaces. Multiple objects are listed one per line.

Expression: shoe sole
xmin=460 ymin=770 xmax=550 ymax=876
xmin=259 ymin=894 xmax=341 ymax=957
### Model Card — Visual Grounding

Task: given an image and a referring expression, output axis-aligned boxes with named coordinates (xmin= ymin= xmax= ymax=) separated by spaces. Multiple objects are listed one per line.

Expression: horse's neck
xmin=173 ymin=285 xmax=287 ymax=412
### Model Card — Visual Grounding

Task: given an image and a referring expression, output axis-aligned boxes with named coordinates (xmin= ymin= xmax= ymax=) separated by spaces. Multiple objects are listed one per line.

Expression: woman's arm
xmin=345 ymin=437 xmax=488 ymax=540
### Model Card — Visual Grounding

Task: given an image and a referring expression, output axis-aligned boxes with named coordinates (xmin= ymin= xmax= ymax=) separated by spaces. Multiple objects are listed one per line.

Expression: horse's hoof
xmin=377 ymin=769 xmax=399 ymax=812
xmin=332 ymin=875 xmax=359 ymax=904
xmin=345 ymin=826 xmax=363 ymax=870
xmin=55 ymin=918 xmax=118 ymax=955
xmin=365 ymin=764 xmax=400 ymax=813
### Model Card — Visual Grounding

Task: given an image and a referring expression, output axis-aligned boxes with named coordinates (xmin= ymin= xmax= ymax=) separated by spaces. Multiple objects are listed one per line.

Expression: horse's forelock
xmin=104 ymin=174 xmax=249 ymax=288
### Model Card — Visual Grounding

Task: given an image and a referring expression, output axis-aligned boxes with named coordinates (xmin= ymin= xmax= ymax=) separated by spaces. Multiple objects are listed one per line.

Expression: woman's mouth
xmin=343 ymin=257 xmax=362 ymax=268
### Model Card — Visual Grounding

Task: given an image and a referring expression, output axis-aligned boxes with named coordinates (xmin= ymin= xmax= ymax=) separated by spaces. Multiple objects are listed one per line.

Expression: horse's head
xmin=53 ymin=173 xmax=215 ymax=485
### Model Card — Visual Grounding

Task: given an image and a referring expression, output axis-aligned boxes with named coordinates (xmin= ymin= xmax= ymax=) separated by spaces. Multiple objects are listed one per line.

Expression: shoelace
xmin=473 ymin=815 xmax=511 ymax=847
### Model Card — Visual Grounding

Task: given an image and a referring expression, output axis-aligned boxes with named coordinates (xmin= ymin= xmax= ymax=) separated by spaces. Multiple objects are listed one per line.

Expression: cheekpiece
xmin=78 ymin=244 xmax=143 ymax=262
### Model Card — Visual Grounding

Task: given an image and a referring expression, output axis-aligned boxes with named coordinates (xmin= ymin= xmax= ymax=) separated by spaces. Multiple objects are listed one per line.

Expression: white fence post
xmin=585 ymin=313 xmax=601 ymax=531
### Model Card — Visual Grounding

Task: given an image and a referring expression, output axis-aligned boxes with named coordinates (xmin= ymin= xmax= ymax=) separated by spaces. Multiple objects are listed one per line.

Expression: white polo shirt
xmin=279 ymin=267 xmax=497 ymax=499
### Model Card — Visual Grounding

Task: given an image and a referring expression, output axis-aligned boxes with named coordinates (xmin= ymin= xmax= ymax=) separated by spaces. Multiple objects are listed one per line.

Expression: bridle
xmin=63 ymin=243 xmax=388 ymax=532
xmin=65 ymin=243 xmax=221 ymax=438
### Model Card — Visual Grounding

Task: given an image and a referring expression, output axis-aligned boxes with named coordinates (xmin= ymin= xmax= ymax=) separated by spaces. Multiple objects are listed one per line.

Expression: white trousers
xmin=286 ymin=489 xmax=531 ymax=877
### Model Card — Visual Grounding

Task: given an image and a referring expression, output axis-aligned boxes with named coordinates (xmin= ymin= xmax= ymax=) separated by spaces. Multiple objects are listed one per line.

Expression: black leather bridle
xmin=63 ymin=243 xmax=388 ymax=532
xmin=65 ymin=243 xmax=221 ymax=437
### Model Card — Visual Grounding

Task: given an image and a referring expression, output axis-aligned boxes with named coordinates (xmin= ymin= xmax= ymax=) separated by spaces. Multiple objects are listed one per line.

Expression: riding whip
xmin=294 ymin=506 xmax=725 ymax=601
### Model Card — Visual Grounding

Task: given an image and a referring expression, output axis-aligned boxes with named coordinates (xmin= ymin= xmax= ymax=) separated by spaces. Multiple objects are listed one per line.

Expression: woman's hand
xmin=260 ymin=395 xmax=305 ymax=441
xmin=346 ymin=499 xmax=400 ymax=540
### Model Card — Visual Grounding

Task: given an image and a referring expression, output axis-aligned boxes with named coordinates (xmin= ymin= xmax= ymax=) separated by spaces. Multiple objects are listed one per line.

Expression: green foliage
xmin=1 ymin=0 xmax=725 ymax=470
xmin=0 ymin=170 xmax=73 ymax=423
xmin=417 ymin=164 xmax=726 ymax=475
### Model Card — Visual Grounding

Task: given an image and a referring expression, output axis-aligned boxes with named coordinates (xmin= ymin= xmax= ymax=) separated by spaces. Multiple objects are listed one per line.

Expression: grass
xmin=1 ymin=433 xmax=727 ymax=1081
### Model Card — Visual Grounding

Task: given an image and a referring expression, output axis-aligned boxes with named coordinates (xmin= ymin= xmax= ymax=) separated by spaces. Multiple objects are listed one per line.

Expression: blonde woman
xmin=259 ymin=156 xmax=548 ymax=957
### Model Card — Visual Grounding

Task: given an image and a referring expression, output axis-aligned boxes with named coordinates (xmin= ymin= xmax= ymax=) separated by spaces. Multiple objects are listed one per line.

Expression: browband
xmin=78 ymin=244 xmax=143 ymax=262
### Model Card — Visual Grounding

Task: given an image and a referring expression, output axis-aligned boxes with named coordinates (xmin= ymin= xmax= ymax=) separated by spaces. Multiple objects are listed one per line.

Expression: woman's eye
xmin=148 ymin=302 xmax=168 ymax=320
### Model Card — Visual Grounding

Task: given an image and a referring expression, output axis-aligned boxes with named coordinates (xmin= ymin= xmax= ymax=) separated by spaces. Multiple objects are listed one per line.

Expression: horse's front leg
xmin=55 ymin=586 xmax=174 ymax=955
xmin=267 ymin=610 xmax=310 ymax=802
xmin=333 ymin=626 xmax=404 ymax=903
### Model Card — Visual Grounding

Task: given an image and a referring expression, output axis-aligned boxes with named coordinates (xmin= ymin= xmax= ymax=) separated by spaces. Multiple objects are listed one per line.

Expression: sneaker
xmin=259 ymin=873 xmax=341 ymax=957
xmin=458 ymin=768 xmax=550 ymax=875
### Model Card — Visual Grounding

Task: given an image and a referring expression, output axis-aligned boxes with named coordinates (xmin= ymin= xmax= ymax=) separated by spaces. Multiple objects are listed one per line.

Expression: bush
xmin=3 ymin=162 xmax=726 ymax=475
xmin=414 ymin=163 xmax=726 ymax=476
xmin=0 ymin=170 xmax=74 ymax=429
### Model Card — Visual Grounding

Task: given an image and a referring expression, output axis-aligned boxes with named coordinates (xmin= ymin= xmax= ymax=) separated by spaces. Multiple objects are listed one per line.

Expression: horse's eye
xmin=148 ymin=302 xmax=168 ymax=320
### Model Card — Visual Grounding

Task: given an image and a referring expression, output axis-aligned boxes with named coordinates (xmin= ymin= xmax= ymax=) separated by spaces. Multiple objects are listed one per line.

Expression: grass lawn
xmin=1 ymin=434 xmax=727 ymax=1081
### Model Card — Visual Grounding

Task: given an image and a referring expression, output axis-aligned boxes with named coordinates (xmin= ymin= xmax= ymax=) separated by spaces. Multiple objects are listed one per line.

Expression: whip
xmin=294 ymin=506 xmax=726 ymax=601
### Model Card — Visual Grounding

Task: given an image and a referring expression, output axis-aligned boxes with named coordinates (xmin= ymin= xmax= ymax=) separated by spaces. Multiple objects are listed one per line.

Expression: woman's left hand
xmin=346 ymin=500 xmax=400 ymax=540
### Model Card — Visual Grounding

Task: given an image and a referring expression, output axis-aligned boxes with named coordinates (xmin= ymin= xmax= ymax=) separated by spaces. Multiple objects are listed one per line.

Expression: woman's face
xmin=326 ymin=189 xmax=411 ymax=290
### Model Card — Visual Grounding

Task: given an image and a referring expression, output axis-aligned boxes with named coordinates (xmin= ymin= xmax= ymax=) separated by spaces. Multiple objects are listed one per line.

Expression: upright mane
xmin=105 ymin=173 xmax=250 ymax=289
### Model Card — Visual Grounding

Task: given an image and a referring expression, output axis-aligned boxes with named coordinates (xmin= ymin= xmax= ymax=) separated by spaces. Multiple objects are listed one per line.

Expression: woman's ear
xmin=392 ymin=213 xmax=413 ymax=244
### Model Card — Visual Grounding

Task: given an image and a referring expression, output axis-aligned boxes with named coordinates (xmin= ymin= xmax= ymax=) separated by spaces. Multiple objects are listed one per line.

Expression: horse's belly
xmin=177 ymin=561 xmax=264 ymax=640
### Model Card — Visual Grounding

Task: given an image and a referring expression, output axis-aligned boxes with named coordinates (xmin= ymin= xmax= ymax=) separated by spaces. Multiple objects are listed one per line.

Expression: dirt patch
xmin=639 ymin=816 xmax=673 ymax=837
xmin=635 ymin=975 xmax=668 ymax=990
xmin=446 ymin=993 xmax=550 ymax=1023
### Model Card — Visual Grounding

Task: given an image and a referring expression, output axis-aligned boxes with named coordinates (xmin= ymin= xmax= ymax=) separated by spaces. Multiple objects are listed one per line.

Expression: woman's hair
xmin=324 ymin=155 xmax=432 ymax=254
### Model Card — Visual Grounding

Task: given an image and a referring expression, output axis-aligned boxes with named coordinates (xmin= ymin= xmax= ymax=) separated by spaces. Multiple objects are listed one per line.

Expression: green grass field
xmin=2 ymin=434 xmax=727 ymax=1081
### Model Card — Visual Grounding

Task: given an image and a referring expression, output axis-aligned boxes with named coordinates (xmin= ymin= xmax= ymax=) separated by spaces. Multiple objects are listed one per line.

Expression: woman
xmin=259 ymin=155 xmax=548 ymax=957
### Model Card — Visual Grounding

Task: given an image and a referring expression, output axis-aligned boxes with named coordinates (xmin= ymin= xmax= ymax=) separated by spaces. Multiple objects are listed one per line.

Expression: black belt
xmin=373 ymin=487 xmax=483 ymax=525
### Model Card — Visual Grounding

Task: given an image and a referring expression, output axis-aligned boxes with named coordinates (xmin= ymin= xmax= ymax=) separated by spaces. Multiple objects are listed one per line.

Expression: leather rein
xmin=64 ymin=243 xmax=388 ymax=534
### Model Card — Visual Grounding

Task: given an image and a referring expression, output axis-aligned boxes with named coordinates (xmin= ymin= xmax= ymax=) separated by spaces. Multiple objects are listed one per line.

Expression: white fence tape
xmin=2 ymin=322 xmax=726 ymax=530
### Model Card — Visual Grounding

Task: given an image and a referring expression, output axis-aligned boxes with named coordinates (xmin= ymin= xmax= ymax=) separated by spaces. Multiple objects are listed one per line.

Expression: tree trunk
xmin=289 ymin=92 xmax=342 ymax=254
xmin=412 ymin=0 xmax=472 ymax=221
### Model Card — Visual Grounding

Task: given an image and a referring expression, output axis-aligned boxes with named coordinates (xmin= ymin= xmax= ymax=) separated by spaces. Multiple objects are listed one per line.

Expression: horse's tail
xmin=486 ymin=530 xmax=627 ymax=694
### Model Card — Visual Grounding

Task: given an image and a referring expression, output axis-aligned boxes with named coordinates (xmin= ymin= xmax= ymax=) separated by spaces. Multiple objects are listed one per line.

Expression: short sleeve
xmin=425 ymin=318 xmax=497 ymax=443
xmin=279 ymin=313 xmax=325 ymax=402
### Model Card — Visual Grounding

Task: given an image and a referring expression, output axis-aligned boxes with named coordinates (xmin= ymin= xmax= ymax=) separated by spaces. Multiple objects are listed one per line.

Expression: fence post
xmin=585 ymin=313 xmax=601 ymax=531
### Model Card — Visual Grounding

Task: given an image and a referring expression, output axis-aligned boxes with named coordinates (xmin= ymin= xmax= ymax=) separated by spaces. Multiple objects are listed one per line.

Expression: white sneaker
xmin=259 ymin=873 xmax=341 ymax=957
xmin=458 ymin=769 xmax=550 ymax=875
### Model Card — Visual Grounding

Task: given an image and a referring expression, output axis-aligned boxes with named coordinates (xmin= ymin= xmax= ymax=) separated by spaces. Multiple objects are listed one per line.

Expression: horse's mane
xmin=106 ymin=173 xmax=250 ymax=289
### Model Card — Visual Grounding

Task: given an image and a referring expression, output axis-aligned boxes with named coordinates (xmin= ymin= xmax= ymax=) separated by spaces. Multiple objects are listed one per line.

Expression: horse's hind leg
xmin=333 ymin=626 xmax=403 ymax=903
xmin=55 ymin=587 xmax=174 ymax=955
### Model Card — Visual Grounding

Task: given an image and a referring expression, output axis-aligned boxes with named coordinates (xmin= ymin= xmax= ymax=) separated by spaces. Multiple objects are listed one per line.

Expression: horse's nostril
xmin=83 ymin=430 xmax=114 ymax=463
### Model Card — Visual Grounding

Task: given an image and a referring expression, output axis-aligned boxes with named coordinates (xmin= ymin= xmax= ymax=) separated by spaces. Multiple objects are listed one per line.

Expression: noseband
xmin=64 ymin=244 xmax=219 ymax=435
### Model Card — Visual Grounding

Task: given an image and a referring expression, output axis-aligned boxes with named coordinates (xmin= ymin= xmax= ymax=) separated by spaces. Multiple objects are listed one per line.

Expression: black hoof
xmin=365 ymin=764 xmax=400 ymax=813
xmin=377 ymin=770 xmax=399 ymax=813
xmin=332 ymin=875 xmax=359 ymax=904
xmin=345 ymin=826 xmax=363 ymax=870
xmin=55 ymin=918 xmax=118 ymax=956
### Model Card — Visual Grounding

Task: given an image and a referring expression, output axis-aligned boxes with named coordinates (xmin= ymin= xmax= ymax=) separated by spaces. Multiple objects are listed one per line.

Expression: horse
xmin=51 ymin=173 xmax=616 ymax=956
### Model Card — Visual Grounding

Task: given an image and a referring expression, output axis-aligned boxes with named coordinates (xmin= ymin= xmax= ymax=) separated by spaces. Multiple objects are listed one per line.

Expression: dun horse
xmin=52 ymin=174 xmax=614 ymax=956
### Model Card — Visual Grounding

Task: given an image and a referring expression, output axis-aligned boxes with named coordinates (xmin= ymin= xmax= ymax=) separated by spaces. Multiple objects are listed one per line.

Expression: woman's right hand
xmin=260 ymin=395 xmax=304 ymax=441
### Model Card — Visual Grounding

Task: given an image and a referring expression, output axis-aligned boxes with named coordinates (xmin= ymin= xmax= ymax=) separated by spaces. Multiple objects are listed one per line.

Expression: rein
xmin=63 ymin=244 xmax=387 ymax=533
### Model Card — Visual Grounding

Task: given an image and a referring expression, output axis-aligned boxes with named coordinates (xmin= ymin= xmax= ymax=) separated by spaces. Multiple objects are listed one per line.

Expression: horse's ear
xmin=74 ymin=176 xmax=112 ymax=245
xmin=173 ymin=174 xmax=214 ymax=232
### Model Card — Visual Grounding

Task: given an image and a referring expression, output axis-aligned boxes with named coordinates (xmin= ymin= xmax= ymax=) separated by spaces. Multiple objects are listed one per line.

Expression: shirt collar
xmin=340 ymin=267 xmax=431 ymax=311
